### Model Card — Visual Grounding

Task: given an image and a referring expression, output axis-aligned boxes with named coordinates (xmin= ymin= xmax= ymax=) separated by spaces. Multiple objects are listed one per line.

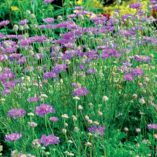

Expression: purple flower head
xmin=40 ymin=134 xmax=60 ymax=146
xmin=150 ymin=0 xmax=157 ymax=4
xmin=134 ymin=55 xmax=151 ymax=63
xmin=0 ymin=54 xmax=8 ymax=62
xmin=44 ymin=0 xmax=54 ymax=4
xmin=79 ymin=64 xmax=84 ymax=70
xmin=86 ymin=68 xmax=96 ymax=74
xmin=0 ymin=20 xmax=10 ymax=27
xmin=152 ymin=4 xmax=157 ymax=11
xmin=43 ymin=71 xmax=57 ymax=79
xmin=88 ymin=125 xmax=105 ymax=135
xmin=102 ymin=48 xmax=121 ymax=59
xmin=124 ymin=73 xmax=134 ymax=81
xmin=147 ymin=124 xmax=157 ymax=130
xmin=8 ymin=108 xmax=26 ymax=118
xmin=35 ymin=104 xmax=55 ymax=117
xmin=49 ymin=116 xmax=59 ymax=122
xmin=131 ymin=68 xmax=144 ymax=76
xmin=43 ymin=17 xmax=54 ymax=23
xmin=19 ymin=19 xmax=28 ymax=25
xmin=129 ymin=3 xmax=142 ymax=9
xmin=28 ymin=96 xmax=39 ymax=102
xmin=52 ymin=64 xmax=67 ymax=74
xmin=2 ymin=80 xmax=16 ymax=89
xmin=5 ymin=133 xmax=22 ymax=141
xmin=2 ymin=88 xmax=11 ymax=95
xmin=73 ymin=87 xmax=89 ymax=97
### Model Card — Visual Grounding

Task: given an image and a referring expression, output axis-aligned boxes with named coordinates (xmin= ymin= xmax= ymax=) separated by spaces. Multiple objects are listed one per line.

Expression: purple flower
xmin=44 ymin=0 xmax=54 ymax=4
xmin=5 ymin=133 xmax=22 ymax=141
xmin=0 ymin=20 xmax=9 ymax=27
xmin=49 ymin=116 xmax=59 ymax=122
xmin=53 ymin=64 xmax=67 ymax=74
xmin=102 ymin=48 xmax=121 ymax=59
xmin=35 ymin=104 xmax=55 ymax=117
xmin=129 ymin=3 xmax=142 ymax=9
xmin=124 ymin=73 xmax=134 ymax=81
xmin=134 ymin=55 xmax=151 ymax=63
xmin=40 ymin=134 xmax=60 ymax=146
xmin=131 ymin=68 xmax=143 ymax=76
xmin=43 ymin=18 xmax=54 ymax=23
xmin=43 ymin=71 xmax=57 ymax=79
xmin=19 ymin=19 xmax=28 ymax=25
xmin=86 ymin=68 xmax=96 ymax=74
xmin=0 ymin=68 xmax=14 ymax=81
xmin=147 ymin=124 xmax=157 ymax=130
xmin=8 ymin=108 xmax=26 ymax=118
xmin=73 ymin=87 xmax=89 ymax=97
xmin=88 ymin=125 xmax=105 ymax=135
xmin=28 ymin=96 xmax=39 ymax=102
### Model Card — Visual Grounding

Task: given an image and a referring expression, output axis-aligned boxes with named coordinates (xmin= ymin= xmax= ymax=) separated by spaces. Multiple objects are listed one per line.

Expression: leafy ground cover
xmin=0 ymin=0 xmax=157 ymax=156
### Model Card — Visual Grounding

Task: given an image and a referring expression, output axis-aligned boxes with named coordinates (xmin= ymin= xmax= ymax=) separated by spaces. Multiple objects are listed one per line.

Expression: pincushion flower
xmin=148 ymin=124 xmax=157 ymax=130
xmin=35 ymin=104 xmax=55 ymax=116
xmin=88 ymin=125 xmax=105 ymax=135
xmin=124 ymin=73 xmax=134 ymax=81
xmin=131 ymin=68 xmax=144 ymax=76
xmin=8 ymin=108 xmax=26 ymax=118
xmin=0 ymin=20 xmax=10 ymax=27
xmin=129 ymin=3 xmax=142 ymax=9
xmin=5 ymin=133 xmax=22 ymax=141
xmin=49 ymin=117 xmax=59 ymax=122
xmin=44 ymin=0 xmax=54 ymax=4
xmin=73 ymin=87 xmax=89 ymax=97
xmin=27 ymin=96 xmax=39 ymax=102
xmin=40 ymin=134 xmax=60 ymax=146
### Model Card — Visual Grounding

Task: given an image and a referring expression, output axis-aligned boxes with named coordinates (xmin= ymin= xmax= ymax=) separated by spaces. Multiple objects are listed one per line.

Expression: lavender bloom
xmin=0 ymin=20 xmax=9 ymax=27
xmin=150 ymin=0 xmax=157 ymax=4
xmin=49 ymin=116 xmax=59 ymax=122
xmin=19 ymin=38 xmax=31 ymax=47
xmin=88 ymin=125 xmax=105 ymax=135
xmin=18 ymin=56 xmax=26 ymax=64
xmin=73 ymin=87 xmax=89 ymax=97
xmin=131 ymin=68 xmax=143 ymax=76
xmin=53 ymin=64 xmax=67 ymax=74
xmin=28 ymin=96 xmax=39 ymax=102
xmin=102 ymin=48 xmax=121 ymax=59
xmin=8 ymin=108 xmax=26 ymax=118
xmin=44 ymin=0 xmax=54 ymax=4
xmin=129 ymin=3 xmax=142 ymax=9
xmin=124 ymin=73 xmax=134 ymax=81
xmin=86 ymin=68 xmax=96 ymax=74
xmin=5 ymin=133 xmax=22 ymax=141
xmin=2 ymin=88 xmax=11 ymax=95
xmin=79 ymin=64 xmax=84 ymax=70
xmin=133 ymin=55 xmax=151 ymax=63
xmin=0 ymin=54 xmax=8 ymax=62
xmin=152 ymin=4 xmax=157 ymax=11
xmin=40 ymin=134 xmax=60 ymax=146
xmin=43 ymin=71 xmax=57 ymax=79
xmin=35 ymin=104 xmax=55 ymax=117
xmin=2 ymin=80 xmax=16 ymax=89
xmin=0 ymin=68 xmax=14 ymax=81
xmin=19 ymin=19 xmax=28 ymax=25
xmin=148 ymin=124 xmax=157 ymax=130
xmin=43 ymin=17 xmax=54 ymax=23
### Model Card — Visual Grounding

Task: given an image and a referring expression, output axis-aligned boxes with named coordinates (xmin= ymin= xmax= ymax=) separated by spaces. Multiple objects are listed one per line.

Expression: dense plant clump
xmin=0 ymin=0 xmax=157 ymax=156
